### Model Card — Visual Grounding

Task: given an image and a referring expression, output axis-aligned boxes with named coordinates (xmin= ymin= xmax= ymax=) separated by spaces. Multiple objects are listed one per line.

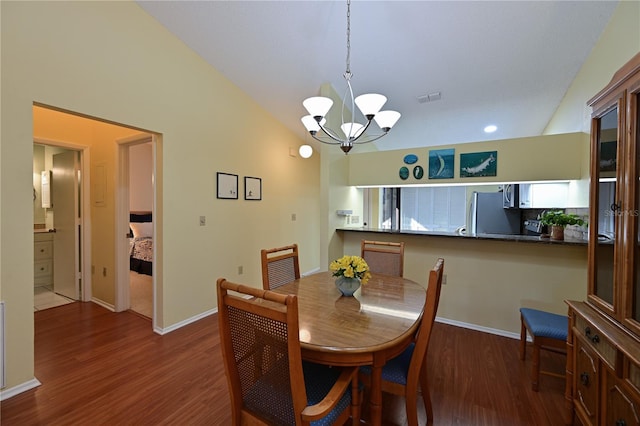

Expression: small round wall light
xmin=299 ymin=144 xmax=313 ymax=158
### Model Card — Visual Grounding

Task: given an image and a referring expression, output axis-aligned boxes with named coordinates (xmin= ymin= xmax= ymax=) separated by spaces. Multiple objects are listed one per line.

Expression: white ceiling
xmin=136 ymin=0 xmax=618 ymax=152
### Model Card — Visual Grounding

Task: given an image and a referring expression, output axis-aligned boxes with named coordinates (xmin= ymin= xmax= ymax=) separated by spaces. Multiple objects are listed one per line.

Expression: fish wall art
xmin=428 ymin=148 xmax=454 ymax=179
xmin=460 ymin=151 xmax=497 ymax=177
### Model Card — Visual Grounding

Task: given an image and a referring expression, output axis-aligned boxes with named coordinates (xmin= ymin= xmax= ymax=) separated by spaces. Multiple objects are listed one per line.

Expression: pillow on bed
xmin=130 ymin=222 xmax=153 ymax=238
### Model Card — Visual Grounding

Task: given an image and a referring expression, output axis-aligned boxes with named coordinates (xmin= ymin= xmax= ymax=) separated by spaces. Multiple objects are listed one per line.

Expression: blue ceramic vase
xmin=335 ymin=276 xmax=361 ymax=297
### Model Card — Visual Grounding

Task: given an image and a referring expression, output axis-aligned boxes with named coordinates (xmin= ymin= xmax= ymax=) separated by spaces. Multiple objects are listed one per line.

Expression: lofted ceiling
xmin=136 ymin=0 xmax=618 ymax=152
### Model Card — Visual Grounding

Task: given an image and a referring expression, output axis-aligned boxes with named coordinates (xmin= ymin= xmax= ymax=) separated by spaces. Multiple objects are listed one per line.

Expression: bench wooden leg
xmin=531 ymin=340 xmax=540 ymax=392
xmin=520 ymin=316 xmax=527 ymax=361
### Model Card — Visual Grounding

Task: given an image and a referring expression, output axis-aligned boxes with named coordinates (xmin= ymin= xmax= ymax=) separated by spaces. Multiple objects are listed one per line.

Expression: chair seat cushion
xmin=520 ymin=308 xmax=568 ymax=340
xmin=360 ymin=343 xmax=415 ymax=386
xmin=244 ymin=360 xmax=352 ymax=425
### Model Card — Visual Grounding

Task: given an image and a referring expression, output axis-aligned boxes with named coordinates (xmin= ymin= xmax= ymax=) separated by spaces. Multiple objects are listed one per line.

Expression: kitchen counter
xmin=337 ymin=227 xmax=588 ymax=246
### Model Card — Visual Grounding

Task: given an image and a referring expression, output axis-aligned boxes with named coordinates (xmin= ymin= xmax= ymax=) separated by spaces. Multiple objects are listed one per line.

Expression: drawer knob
xmin=616 ymin=420 xmax=626 ymax=426
xmin=591 ymin=334 xmax=600 ymax=344
xmin=40 ymin=249 xmax=45 ymax=253
xmin=580 ymin=372 xmax=590 ymax=386
xmin=585 ymin=326 xmax=591 ymax=337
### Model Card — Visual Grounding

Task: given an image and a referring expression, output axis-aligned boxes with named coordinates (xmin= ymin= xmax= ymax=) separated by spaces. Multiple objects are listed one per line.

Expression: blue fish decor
xmin=403 ymin=154 xmax=418 ymax=165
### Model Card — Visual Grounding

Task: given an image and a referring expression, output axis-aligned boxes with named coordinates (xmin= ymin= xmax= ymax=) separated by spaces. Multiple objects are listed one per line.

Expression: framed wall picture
xmin=217 ymin=172 xmax=238 ymax=199
xmin=460 ymin=151 xmax=497 ymax=177
xmin=244 ymin=176 xmax=262 ymax=200
xmin=428 ymin=148 xmax=454 ymax=179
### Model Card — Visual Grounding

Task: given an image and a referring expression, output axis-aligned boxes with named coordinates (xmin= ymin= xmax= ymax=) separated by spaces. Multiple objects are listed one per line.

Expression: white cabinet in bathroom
xmin=34 ymin=232 xmax=53 ymax=288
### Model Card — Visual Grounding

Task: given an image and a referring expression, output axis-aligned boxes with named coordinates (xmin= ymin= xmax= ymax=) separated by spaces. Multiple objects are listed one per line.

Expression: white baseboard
xmin=436 ymin=316 xmax=521 ymax=341
xmin=155 ymin=307 xmax=218 ymax=335
xmin=91 ymin=298 xmax=115 ymax=312
xmin=0 ymin=378 xmax=41 ymax=401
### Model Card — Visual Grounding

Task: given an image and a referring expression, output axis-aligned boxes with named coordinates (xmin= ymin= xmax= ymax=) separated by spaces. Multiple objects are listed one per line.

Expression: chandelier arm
xmin=317 ymin=122 xmax=350 ymax=143
xmin=309 ymin=133 xmax=341 ymax=146
xmin=352 ymin=131 xmax=389 ymax=145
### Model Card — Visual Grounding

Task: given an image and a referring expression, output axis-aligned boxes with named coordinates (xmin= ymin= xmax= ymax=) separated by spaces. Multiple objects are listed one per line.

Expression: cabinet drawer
xmin=34 ymin=260 xmax=52 ymax=278
xmin=575 ymin=314 xmax=616 ymax=369
xmin=607 ymin=370 xmax=640 ymax=426
xmin=34 ymin=241 xmax=53 ymax=260
xmin=575 ymin=336 xmax=600 ymax=424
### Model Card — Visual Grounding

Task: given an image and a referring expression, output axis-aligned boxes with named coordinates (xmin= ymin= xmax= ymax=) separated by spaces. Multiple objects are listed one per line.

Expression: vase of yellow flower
xmin=329 ymin=255 xmax=371 ymax=297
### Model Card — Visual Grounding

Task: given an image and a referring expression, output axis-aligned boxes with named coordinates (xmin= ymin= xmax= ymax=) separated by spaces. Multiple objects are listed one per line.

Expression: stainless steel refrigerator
xmin=468 ymin=192 xmax=521 ymax=235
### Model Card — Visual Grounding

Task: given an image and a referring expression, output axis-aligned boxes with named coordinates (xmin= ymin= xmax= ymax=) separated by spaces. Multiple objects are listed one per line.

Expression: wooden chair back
xmin=401 ymin=257 xmax=444 ymax=424
xmin=361 ymin=240 xmax=405 ymax=277
xmin=260 ymin=244 xmax=301 ymax=290
xmin=217 ymin=278 xmax=358 ymax=425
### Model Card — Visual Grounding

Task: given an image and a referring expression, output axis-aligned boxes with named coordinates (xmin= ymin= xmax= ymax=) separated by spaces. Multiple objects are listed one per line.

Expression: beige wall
xmin=348 ymin=132 xmax=587 ymax=187
xmin=545 ymin=0 xmax=640 ymax=135
xmin=342 ymin=231 xmax=587 ymax=335
xmin=1 ymin=1 xmax=319 ymax=392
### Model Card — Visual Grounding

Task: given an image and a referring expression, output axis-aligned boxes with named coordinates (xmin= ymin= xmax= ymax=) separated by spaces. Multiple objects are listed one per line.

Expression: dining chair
xmin=260 ymin=244 xmax=301 ymax=290
xmin=217 ymin=278 xmax=360 ymax=425
xmin=361 ymin=240 xmax=405 ymax=277
xmin=359 ymin=257 xmax=444 ymax=426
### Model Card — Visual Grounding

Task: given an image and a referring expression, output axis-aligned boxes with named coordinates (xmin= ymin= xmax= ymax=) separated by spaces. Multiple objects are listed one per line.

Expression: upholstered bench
xmin=519 ymin=307 xmax=568 ymax=391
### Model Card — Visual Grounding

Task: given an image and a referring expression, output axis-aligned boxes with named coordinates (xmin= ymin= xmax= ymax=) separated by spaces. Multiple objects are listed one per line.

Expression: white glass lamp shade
xmin=303 ymin=97 xmax=333 ymax=119
xmin=301 ymin=115 xmax=320 ymax=132
xmin=374 ymin=110 xmax=401 ymax=131
xmin=299 ymin=144 xmax=313 ymax=158
xmin=355 ymin=93 xmax=387 ymax=117
xmin=340 ymin=122 xmax=365 ymax=139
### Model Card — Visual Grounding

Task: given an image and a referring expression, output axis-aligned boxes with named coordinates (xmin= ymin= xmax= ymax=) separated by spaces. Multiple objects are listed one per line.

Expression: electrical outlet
xmin=442 ymin=274 xmax=447 ymax=285
xmin=351 ymin=215 xmax=360 ymax=224
xmin=103 ymin=267 xmax=107 ymax=277
xmin=199 ymin=216 xmax=206 ymax=226
xmin=238 ymin=265 xmax=243 ymax=275
xmin=291 ymin=213 xmax=297 ymax=221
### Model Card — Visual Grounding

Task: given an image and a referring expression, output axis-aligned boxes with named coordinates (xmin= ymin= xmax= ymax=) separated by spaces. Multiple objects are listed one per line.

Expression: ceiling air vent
xmin=417 ymin=91 xmax=442 ymax=104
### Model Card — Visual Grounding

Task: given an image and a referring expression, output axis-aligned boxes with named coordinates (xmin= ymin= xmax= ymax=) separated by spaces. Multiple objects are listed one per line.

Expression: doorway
xmin=116 ymin=134 xmax=156 ymax=324
xmin=33 ymin=141 xmax=90 ymax=309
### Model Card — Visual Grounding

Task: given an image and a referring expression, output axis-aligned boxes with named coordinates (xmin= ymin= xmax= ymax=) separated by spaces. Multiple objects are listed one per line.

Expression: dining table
xmin=271 ymin=270 xmax=426 ymax=426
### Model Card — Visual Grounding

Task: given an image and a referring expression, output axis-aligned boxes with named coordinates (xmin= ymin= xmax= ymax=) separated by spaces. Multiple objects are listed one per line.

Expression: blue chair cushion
xmin=244 ymin=359 xmax=352 ymax=425
xmin=360 ymin=342 xmax=415 ymax=386
xmin=520 ymin=308 xmax=568 ymax=340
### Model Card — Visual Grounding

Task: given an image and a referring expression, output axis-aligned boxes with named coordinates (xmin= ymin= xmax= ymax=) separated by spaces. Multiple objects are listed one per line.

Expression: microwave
xmin=502 ymin=184 xmax=519 ymax=209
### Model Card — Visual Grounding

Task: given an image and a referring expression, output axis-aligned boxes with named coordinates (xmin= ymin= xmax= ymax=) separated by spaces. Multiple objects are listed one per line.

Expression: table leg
xmin=369 ymin=360 xmax=383 ymax=426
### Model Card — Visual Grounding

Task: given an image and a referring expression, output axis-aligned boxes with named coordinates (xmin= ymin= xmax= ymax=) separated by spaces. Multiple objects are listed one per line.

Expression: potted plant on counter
xmin=539 ymin=210 xmax=586 ymax=241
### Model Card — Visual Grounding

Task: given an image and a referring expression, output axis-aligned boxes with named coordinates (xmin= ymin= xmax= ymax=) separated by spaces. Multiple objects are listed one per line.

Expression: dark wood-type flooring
xmin=1 ymin=302 xmax=566 ymax=425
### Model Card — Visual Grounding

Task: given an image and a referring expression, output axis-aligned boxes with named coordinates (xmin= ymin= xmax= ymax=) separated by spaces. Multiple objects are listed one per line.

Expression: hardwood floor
xmin=2 ymin=302 xmax=566 ymax=425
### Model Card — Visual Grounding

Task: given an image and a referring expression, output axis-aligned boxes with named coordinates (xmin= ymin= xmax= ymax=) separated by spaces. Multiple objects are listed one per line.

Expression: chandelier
xmin=300 ymin=0 xmax=401 ymax=154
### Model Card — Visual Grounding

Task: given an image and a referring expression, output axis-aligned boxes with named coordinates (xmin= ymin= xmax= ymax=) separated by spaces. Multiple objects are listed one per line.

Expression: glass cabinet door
xmin=592 ymin=106 xmax=619 ymax=311
xmin=633 ymin=88 xmax=640 ymax=326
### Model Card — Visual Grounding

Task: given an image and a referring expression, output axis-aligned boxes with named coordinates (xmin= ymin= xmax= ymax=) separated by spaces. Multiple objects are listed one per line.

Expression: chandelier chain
xmin=345 ymin=0 xmax=351 ymax=80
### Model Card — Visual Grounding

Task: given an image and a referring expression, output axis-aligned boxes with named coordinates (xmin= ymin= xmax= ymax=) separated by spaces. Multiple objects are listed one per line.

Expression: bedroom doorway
xmin=115 ymin=134 xmax=157 ymax=324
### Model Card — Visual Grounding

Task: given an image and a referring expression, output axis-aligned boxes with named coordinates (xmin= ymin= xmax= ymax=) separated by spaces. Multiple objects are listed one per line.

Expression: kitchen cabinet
xmin=566 ymin=53 xmax=640 ymax=425
xmin=519 ymin=183 xmax=570 ymax=209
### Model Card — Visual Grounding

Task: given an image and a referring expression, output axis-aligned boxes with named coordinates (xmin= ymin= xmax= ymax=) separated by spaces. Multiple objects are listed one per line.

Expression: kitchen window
xmin=378 ymin=187 xmax=466 ymax=232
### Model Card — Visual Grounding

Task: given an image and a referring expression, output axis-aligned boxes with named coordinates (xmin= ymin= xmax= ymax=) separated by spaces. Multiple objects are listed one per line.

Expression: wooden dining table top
xmin=271 ymin=271 xmax=426 ymax=362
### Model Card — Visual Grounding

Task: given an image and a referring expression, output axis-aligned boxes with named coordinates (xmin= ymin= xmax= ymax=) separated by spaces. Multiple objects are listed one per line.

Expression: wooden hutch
xmin=565 ymin=52 xmax=640 ymax=425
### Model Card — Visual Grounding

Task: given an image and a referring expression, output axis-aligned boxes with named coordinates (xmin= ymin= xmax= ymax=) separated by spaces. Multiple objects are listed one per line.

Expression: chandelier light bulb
xmin=354 ymin=93 xmax=387 ymax=118
xmin=303 ymin=97 xmax=333 ymax=120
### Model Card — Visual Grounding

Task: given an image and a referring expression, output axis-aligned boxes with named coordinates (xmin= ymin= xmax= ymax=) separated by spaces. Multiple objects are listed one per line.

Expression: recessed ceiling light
xmin=484 ymin=125 xmax=497 ymax=133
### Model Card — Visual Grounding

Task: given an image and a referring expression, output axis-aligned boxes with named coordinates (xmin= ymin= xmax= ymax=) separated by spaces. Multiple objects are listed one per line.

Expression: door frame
xmin=34 ymin=137 xmax=92 ymax=302
xmin=115 ymin=133 xmax=157 ymax=327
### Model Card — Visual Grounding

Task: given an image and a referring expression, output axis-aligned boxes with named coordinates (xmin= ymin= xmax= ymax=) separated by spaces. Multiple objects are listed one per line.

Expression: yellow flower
xmin=330 ymin=255 xmax=370 ymax=284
